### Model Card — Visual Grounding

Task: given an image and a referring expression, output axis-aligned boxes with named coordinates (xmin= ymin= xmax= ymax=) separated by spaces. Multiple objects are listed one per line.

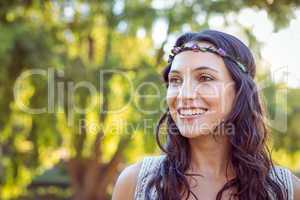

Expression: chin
xmin=178 ymin=127 xmax=212 ymax=138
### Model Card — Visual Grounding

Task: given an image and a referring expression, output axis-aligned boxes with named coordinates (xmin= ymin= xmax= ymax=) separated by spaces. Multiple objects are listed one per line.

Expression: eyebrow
xmin=169 ymin=66 xmax=219 ymax=74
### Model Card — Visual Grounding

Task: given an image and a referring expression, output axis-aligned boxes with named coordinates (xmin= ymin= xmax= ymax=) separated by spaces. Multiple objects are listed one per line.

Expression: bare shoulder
xmin=111 ymin=161 xmax=142 ymax=200
xmin=292 ymin=172 xmax=300 ymax=200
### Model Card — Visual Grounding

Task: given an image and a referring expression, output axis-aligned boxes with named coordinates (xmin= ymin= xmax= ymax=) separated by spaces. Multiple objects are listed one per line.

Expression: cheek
xmin=218 ymin=82 xmax=236 ymax=114
xmin=195 ymin=82 xmax=218 ymax=97
xmin=222 ymin=87 xmax=236 ymax=114
xmin=166 ymin=89 xmax=177 ymax=105
xmin=166 ymin=88 xmax=178 ymax=114
xmin=216 ymin=85 xmax=235 ymax=116
xmin=195 ymin=82 xmax=235 ymax=115
xmin=195 ymin=83 xmax=222 ymax=109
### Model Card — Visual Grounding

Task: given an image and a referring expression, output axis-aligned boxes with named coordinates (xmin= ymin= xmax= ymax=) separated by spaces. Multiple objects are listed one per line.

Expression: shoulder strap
xmin=134 ymin=155 xmax=165 ymax=200
xmin=269 ymin=166 xmax=294 ymax=200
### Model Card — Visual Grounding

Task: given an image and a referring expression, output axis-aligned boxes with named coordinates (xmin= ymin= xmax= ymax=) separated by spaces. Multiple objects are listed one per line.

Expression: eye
xmin=168 ymin=77 xmax=182 ymax=85
xmin=198 ymin=74 xmax=214 ymax=82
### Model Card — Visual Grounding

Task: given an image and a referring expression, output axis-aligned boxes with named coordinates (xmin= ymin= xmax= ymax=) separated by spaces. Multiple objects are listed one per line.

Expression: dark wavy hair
xmin=145 ymin=30 xmax=286 ymax=200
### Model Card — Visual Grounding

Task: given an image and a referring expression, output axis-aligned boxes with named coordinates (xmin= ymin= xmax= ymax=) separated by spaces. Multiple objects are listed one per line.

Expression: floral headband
xmin=168 ymin=42 xmax=248 ymax=73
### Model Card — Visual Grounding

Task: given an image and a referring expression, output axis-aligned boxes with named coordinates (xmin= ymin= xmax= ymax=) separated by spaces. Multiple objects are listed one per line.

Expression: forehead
xmin=170 ymin=42 xmax=228 ymax=75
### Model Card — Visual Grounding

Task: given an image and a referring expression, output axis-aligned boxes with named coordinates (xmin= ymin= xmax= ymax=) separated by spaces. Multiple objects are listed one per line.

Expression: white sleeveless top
xmin=134 ymin=155 xmax=294 ymax=200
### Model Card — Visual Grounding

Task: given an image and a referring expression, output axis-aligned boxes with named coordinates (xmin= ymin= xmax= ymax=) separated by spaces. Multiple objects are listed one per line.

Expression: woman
xmin=112 ymin=30 xmax=300 ymax=200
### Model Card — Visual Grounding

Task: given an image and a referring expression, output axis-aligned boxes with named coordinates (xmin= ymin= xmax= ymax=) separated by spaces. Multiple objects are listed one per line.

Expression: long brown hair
xmin=145 ymin=30 xmax=286 ymax=200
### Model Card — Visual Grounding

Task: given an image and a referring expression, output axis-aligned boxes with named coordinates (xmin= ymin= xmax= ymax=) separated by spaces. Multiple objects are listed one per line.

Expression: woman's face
xmin=166 ymin=42 xmax=236 ymax=138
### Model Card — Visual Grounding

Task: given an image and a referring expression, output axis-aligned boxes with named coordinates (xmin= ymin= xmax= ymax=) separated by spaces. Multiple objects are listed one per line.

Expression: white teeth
xmin=179 ymin=108 xmax=207 ymax=116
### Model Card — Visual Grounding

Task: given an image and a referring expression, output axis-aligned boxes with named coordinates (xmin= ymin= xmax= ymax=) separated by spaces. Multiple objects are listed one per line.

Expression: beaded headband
xmin=168 ymin=42 xmax=248 ymax=73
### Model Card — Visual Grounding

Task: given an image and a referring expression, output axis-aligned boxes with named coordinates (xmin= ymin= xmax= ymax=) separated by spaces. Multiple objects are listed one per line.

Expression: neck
xmin=187 ymin=134 xmax=234 ymax=180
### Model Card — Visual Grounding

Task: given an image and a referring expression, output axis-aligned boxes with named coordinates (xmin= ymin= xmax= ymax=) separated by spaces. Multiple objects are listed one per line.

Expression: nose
xmin=178 ymin=79 xmax=197 ymax=100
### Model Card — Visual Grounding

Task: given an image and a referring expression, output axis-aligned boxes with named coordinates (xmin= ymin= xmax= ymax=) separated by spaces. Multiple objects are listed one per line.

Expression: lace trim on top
xmin=134 ymin=156 xmax=294 ymax=200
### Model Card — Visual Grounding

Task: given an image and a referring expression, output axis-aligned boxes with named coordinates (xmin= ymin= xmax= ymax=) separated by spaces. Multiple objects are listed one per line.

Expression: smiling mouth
xmin=177 ymin=107 xmax=208 ymax=118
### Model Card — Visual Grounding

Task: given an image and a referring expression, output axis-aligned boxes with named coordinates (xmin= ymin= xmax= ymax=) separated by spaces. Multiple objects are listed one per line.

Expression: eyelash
xmin=169 ymin=77 xmax=181 ymax=84
xmin=197 ymin=75 xmax=214 ymax=82
xmin=168 ymin=74 xmax=214 ymax=84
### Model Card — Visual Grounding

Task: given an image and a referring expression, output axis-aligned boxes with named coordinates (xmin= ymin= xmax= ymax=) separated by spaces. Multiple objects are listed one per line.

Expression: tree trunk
xmin=67 ymin=158 xmax=108 ymax=200
xmin=67 ymin=136 xmax=130 ymax=200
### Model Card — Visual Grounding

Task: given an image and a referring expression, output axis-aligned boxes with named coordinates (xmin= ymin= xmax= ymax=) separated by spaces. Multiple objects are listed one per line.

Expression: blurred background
xmin=1 ymin=0 xmax=300 ymax=199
